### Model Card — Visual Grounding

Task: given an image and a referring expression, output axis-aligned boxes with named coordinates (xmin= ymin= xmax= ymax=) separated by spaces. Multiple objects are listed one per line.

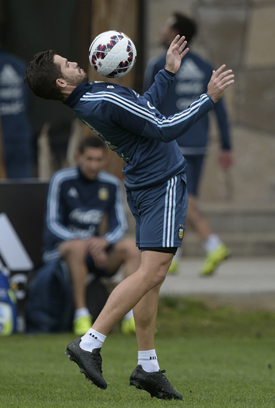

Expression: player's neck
xmin=61 ymin=84 xmax=77 ymax=100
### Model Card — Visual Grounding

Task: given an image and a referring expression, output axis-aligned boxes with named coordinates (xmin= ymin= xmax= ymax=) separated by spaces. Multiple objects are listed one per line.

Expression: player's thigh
xmin=130 ymin=173 xmax=188 ymax=248
xmin=141 ymin=250 xmax=174 ymax=274
xmin=59 ymin=239 xmax=88 ymax=259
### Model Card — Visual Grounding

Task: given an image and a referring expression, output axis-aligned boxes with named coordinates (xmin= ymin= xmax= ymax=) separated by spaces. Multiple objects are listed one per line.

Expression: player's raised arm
xmin=207 ymin=64 xmax=234 ymax=103
xmin=164 ymin=35 xmax=189 ymax=74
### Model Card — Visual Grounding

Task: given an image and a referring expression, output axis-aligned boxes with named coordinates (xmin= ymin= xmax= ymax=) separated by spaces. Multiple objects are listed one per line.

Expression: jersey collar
xmin=63 ymin=82 xmax=93 ymax=108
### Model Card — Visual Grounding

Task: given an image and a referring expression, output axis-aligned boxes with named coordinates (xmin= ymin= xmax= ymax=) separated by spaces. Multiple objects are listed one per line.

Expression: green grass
xmin=1 ymin=298 xmax=275 ymax=408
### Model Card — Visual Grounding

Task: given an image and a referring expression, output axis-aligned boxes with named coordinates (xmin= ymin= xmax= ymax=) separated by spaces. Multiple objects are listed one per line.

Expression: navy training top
xmin=64 ymin=69 xmax=214 ymax=190
xmin=43 ymin=167 xmax=127 ymax=263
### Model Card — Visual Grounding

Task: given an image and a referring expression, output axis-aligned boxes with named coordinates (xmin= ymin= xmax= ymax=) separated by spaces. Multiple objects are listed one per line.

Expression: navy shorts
xmin=126 ymin=173 xmax=188 ymax=248
xmin=184 ymin=154 xmax=205 ymax=196
xmin=86 ymin=245 xmax=117 ymax=278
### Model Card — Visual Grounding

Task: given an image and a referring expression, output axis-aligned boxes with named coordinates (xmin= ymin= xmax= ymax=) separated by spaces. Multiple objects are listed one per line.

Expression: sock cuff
xmin=86 ymin=328 xmax=106 ymax=343
xmin=138 ymin=349 xmax=159 ymax=372
xmin=203 ymin=234 xmax=222 ymax=253
xmin=138 ymin=349 xmax=157 ymax=359
xmin=74 ymin=307 xmax=90 ymax=320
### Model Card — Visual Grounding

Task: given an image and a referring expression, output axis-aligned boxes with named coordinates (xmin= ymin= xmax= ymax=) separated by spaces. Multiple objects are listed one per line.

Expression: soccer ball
xmin=89 ymin=30 xmax=137 ymax=78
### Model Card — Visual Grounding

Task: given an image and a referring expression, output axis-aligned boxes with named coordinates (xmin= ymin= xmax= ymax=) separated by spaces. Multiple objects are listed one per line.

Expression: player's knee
xmin=59 ymin=239 xmax=87 ymax=260
xmin=146 ymin=263 xmax=169 ymax=288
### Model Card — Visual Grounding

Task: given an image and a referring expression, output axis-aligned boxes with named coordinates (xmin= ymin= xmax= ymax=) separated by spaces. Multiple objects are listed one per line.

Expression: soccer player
xmin=143 ymin=13 xmax=232 ymax=276
xmin=43 ymin=135 xmax=140 ymax=336
xmin=24 ymin=35 xmax=234 ymax=400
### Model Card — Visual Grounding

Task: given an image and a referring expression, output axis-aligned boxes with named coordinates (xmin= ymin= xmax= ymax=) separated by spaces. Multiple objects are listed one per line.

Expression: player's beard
xmin=64 ymin=71 xmax=89 ymax=86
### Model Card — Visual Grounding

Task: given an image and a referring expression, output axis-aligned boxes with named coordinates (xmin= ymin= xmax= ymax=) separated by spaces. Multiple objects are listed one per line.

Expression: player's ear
xmin=56 ymin=78 xmax=67 ymax=89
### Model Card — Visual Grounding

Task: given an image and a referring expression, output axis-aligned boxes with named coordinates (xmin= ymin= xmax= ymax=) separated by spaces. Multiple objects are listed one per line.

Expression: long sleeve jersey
xmin=0 ymin=48 xmax=32 ymax=146
xmin=143 ymin=52 xmax=231 ymax=155
xmin=64 ymin=69 xmax=214 ymax=190
xmin=43 ymin=167 xmax=127 ymax=263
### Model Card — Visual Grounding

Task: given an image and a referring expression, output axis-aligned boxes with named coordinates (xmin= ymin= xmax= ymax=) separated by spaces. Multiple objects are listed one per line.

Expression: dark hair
xmin=78 ymin=135 xmax=107 ymax=154
xmin=171 ymin=12 xmax=197 ymax=44
xmin=24 ymin=50 xmax=63 ymax=100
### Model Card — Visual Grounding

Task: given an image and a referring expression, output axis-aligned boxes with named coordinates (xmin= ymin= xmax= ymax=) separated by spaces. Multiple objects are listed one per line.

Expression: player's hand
xmin=219 ymin=149 xmax=233 ymax=170
xmin=90 ymin=249 xmax=108 ymax=269
xmin=207 ymin=65 xmax=234 ymax=103
xmin=88 ymin=237 xmax=109 ymax=269
xmin=165 ymin=35 xmax=189 ymax=74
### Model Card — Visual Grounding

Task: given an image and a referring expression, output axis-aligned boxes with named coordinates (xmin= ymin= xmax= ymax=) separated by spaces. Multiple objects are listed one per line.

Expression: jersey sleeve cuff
xmin=206 ymin=93 xmax=215 ymax=106
xmin=164 ymin=69 xmax=175 ymax=78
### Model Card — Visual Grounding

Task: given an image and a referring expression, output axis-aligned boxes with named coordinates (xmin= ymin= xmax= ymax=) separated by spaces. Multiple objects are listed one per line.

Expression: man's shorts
xmin=126 ymin=173 xmax=188 ymax=249
xmin=86 ymin=244 xmax=117 ymax=278
xmin=184 ymin=154 xmax=205 ymax=196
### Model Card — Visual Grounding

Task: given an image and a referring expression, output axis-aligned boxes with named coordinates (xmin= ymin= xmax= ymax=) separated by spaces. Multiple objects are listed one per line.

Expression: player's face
xmin=76 ymin=147 xmax=106 ymax=180
xmin=160 ymin=16 xmax=178 ymax=47
xmin=54 ymin=54 xmax=88 ymax=86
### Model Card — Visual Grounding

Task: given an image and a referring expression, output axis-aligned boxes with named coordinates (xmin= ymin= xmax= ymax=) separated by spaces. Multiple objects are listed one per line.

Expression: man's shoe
xmin=73 ymin=315 xmax=92 ymax=336
xmin=65 ymin=338 xmax=107 ymax=389
xmin=121 ymin=316 xmax=136 ymax=335
xmin=130 ymin=365 xmax=183 ymax=400
xmin=167 ymin=259 xmax=179 ymax=275
xmin=200 ymin=243 xmax=230 ymax=276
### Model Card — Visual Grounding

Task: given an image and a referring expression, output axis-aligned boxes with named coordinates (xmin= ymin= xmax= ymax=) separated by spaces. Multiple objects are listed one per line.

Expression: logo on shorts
xmin=98 ymin=186 xmax=109 ymax=201
xmin=178 ymin=224 xmax=184 ymax=240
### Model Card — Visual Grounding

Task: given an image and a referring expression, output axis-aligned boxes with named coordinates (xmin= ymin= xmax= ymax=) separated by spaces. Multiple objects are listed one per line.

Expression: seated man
xmin=42 ymin=135 xmax=140 ymax=335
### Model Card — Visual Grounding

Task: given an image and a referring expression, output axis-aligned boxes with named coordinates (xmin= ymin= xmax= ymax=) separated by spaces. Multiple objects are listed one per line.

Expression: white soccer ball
xmin=89 ymin=30 xmax=137 ymax=78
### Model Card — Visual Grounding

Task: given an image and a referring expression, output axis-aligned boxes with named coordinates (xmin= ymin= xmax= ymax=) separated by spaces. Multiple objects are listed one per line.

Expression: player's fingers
xmin=220 ymin=78 xmax=235 ymax=91
xmin=218 ymin=69 xmax=234 ymax=80
xmin=219 ymin=73 xmax=234 ymax=86
xmin=178 ymin=40 xmax=188 ymax=53
xmin=213 ymin=64 xmax=227 ymax=76
xmin=177 ymin=35 xmax=186 ymax=47
xmin=170 ymin=34 xmax=181 ymax=47
xmin=171 ymin=35 xmax=186 ymax=51
xmin=180 ymin=47 xmax=189 ymax=58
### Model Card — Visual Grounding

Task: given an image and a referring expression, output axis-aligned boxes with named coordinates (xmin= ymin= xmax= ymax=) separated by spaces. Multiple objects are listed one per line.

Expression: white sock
xmin=138 ymin=350 xmax=160 ymax=372
xmin=123 ymin=309 xmax=134 ymax=321
xmin=80 ymin=329 xmax=106 ymax=352
xmin=203 ymin=234 xmax=222 ymax=254
xmin=74 ymin=307 xmax=90 ymax=320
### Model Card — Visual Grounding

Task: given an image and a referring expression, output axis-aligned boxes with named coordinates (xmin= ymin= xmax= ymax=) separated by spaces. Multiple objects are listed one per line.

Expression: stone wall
xmin=145 ymin=0 xmax=275 ymax=204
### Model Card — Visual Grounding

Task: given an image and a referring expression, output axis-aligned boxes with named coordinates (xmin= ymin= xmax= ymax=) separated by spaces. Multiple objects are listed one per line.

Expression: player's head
xmin=76 ymin=135 xmax=107 ymax=180
xmin=161 ymin=12 xmax=197 ymax=48
xmin=24 ymin=50 xmax=88 ymax=101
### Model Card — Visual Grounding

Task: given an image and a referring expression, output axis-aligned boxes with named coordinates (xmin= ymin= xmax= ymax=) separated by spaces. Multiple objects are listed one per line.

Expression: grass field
xmin=1 ymin=297 xmax=275 ymax=408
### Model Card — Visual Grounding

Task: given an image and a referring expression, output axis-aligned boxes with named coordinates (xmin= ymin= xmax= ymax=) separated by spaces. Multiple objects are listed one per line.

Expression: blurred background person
xmin=143 ymin=12 xmax=232 ymax=276
xmin=42 ymin=135 xmax=140 ymax=335
xmin=0 ymin=18 xmax=33 ymax=178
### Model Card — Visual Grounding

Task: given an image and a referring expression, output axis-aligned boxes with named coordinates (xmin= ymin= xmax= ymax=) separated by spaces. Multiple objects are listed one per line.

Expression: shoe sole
xmin=130 ymin=379 xmax=181 ymax=400
xmin=65 ymin=348 xmax=107 ymax=389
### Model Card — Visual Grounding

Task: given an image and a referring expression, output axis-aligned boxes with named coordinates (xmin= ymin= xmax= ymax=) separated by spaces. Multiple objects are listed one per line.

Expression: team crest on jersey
xmin=98 ymin=186 xmax=109 ymax=200
xmin=178 ymin=224 xmax=184 ymax=240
